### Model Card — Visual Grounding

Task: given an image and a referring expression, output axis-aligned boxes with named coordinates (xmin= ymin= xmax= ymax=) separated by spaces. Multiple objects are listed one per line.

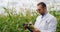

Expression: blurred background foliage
xmin=0 ymin=7 xmax=60 ymax=32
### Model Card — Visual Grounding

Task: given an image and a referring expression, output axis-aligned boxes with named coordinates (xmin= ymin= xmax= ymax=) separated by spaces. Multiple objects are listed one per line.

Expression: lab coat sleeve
xmin=41 ymin=17 xmax=57 ymax=32
xmin=34 ymin=17 xmax=39 ymax=28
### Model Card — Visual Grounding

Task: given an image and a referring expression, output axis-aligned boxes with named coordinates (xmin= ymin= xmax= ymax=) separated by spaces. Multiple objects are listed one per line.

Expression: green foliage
xmin=0 ymin=7 xmax=60 ymax=32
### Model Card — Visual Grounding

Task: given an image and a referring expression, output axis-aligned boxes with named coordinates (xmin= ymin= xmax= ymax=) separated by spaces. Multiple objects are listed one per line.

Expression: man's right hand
xmin=33 ymin=28 xmax=40 ymax=32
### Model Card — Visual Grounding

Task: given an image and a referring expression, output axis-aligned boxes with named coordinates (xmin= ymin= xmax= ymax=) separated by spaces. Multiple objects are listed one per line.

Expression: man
xmin=34 ymin=2 xmax=57 ymax=32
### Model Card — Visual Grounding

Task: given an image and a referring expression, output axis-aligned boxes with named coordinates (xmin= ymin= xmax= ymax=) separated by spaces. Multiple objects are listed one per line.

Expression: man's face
xmin=37 ymin=5 xmax=46 ymax=15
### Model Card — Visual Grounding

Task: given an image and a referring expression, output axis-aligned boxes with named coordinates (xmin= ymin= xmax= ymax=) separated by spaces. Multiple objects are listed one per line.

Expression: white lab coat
xmin=34 ymin=13 xmax=57 ymax=32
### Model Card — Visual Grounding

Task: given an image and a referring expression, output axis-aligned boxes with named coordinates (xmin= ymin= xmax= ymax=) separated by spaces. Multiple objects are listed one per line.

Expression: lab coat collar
xmin=41 ymin=11 xmax=48 ymax=18
xmin=41 ymin=12 xmax=49 ymax=20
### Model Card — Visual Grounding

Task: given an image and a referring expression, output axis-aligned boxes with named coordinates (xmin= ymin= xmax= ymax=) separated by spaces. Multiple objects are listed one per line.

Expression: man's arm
xmin=27 ymin=25 xmax=40 ymax=32
xmin=23 ymin=23 xmax=40 ymax=32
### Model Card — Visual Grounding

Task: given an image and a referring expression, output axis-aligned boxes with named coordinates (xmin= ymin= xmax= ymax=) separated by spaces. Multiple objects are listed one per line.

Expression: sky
xmin=0 ymin=0 xmax=60 ymax=14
